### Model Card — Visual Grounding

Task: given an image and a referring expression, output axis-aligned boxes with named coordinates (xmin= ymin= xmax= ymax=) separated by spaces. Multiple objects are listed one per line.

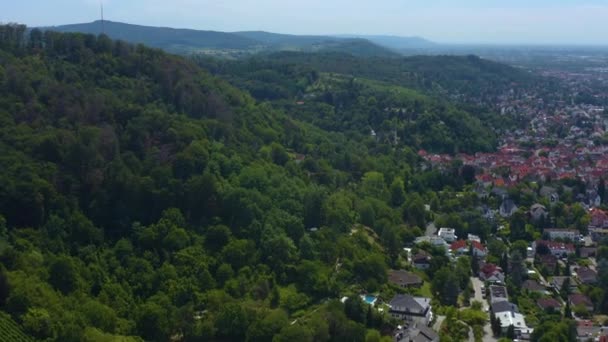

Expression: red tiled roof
xmin=450 ymin=240 xmax=468 ymax=251
xmin=535 ymin=240 xmax=575 ymax=252
xmin=471 ymin=240 xmax=486 ymax=251
xmin=480 ymin=263 xmax=502 ymax=276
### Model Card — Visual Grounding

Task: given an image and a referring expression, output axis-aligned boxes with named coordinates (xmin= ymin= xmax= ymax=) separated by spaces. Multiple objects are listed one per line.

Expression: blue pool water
xmin=363 ymin=295 xmax=377 ymax=305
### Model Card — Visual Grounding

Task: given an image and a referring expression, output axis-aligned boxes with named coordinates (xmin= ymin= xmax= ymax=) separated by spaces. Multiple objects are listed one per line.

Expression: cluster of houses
xmin=489 ymin=285 xmax=533 ymax=338
xmin=419 ymin=99 xmax=608 ymax=190
xmin=383 ymin=189 xmax=608 ymax=340
xmin=386 ymin=219 xmax=608 ymax=340
xmin=384 ymin=269 xmax=437 ymax=342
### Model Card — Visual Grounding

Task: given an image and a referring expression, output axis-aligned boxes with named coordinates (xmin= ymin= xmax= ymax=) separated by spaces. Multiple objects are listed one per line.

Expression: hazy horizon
xmin=3 ymin=0 xmax=608 ymax=45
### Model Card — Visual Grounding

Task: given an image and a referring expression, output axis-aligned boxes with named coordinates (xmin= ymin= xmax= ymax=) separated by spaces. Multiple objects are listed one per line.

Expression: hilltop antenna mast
xmin=100 ymin=2 xmax=105 ymax=34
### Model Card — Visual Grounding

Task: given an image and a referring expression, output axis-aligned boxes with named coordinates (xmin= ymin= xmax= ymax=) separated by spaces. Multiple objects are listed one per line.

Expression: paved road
xmin=471 ymin=277 xmax=498 ymax=342
xmin=471 ymin=277 xmax=488 ymax=310
xmin=482 ymin=323 xmax=497 ymax=342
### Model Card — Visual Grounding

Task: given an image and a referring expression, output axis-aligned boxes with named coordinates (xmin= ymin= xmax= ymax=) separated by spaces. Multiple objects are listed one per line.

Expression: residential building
xmin=479 ymin=263 xmax=505 ymax=283
xmin=576 ymin=267 xmax=598 ymax=285
xmin=394 ymin=324 xmax=439 ymax=342
xmin=388 ymin=270 xmax=423 ymax=288
xmin=489 ymin=285 xmax=509 ymax=303
xmin=415 ymin=236 xmax=449 ymax=249
xmin=540 ymin=186 xmax=559 ymax=204
xmin=522 ymin=280 xmax=546 ymax=294
xmin=537 ymin=254 xmax=559 ymax=274
xmin=580 ymin=247 xmax=597 ymax=258
xmin=450 ymin=240 xmax=468 ymax=256
xmin=544 ymin=228 xmax=580 ymax=241
xmin=550 ymin=276 xmax=575 ymax=292
xmin=537 ymin=298 xmax=562 ymax=311
xmin=533 ymin=240 xmax=575 ymax=257
xmin=499 ymin=198 xmax=518 ymax=217
xmin=529 ymin=203 xmax=548 ymax=221
xmin=471 ymin=241 xmax=487 ymax=258
xmin=495 ymin=311 xmax=533 ymax=337
xmin=388 ymin=294 xmax=433 ymax=325
xmin=589 ymin=208 xmax=608 ymax=228
xmin=438 ymin=228 xmax=457 ymax=243
xmin=491 ymin=301 xmax=519 ymax=315
xmin=569 ymin=294 xmax=594 ymax=313
xmin=412 ymin=251 xmax=432 ymax=270
xmin=589 ymin=228 xmax=608 ymax=242
xmin=467 ymin=234 xmax=481 ymax=242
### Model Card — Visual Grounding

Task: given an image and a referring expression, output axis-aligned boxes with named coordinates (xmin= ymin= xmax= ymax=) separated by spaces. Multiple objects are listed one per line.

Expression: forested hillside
xmin=243 ymin=52 xmax=534 ymax=98
xmin=47 ymin=20 xmax=263 ymax=51
xmin=0 ymin=24 xmax=487 ymax=342
xmin=196 ymin=54 xmax=530 ymax=153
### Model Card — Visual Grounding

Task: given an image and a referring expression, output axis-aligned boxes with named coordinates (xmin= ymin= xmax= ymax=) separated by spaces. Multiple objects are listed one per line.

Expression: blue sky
xmin=2 ymin=0 xmax=608 ymax=44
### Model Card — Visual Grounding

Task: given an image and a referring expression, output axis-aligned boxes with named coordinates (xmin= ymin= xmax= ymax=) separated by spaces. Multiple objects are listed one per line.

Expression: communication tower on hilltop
xmin=100 ymin=2 xmax=105 ymax=34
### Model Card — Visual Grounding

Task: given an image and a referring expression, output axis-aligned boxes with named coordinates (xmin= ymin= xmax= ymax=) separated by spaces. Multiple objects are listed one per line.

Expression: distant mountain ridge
xmin=43 ymin=20 xmax=401 ymax=57
xmin=335 ymin=34 xmax=437 ymax=50
xmin=45 ymin=20 xmax=260 ymax=51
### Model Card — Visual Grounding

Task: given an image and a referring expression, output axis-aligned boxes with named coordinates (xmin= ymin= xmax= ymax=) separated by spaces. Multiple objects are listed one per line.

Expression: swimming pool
xmin=362 ymin=295 xmax=377 ymax=306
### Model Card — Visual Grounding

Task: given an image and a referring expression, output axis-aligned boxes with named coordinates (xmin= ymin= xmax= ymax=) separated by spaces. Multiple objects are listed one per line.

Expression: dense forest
xmin=0 ymin=24 xmax=479 ymax=342
xmin=195 ymin=53 xmax=530 ymax=154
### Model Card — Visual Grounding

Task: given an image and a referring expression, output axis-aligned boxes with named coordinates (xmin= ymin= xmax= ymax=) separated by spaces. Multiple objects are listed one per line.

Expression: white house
xmin=495 ymin=311 xmax=533 ymax=337
xmin=543 ymin=228 xmax=579 ymax=241
xmin=438 ymin=227 xmax=457 ymax=243
xmin=532 ymin=240 xmax=575 ymax=257
xmin=415 ymin=236 xmax=449 ymax=249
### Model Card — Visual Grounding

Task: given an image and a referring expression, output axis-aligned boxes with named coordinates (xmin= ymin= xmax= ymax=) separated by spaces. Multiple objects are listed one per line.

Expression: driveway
xmin=425 ymin=222 xmax=437 ymax=237
xmin=433 ymin=315 xmax=445 ymax=332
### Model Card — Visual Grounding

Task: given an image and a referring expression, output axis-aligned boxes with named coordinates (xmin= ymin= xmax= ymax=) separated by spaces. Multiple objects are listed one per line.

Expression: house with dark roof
xmin=569 ymin=294 xmax=594 ymax=313
xmin=489 ymin=285 xmax=509 ymax=303
xmin=529 ymin=203 xmax=548 ymax=221
xmin=522 ymin=280 xmax=546 ymax=294
xmin=412 ymin=251 xmax=431 ymax=270
xmin=395 ymin=323 xmax=439 ymax=342
xmin=389 ymin=294 xmax=433 ymax=325
xmin=580 ymin=247 xmax=597 ymax=258
xmin=540 ymin=186 xmax=559 ymax=204
xmin=537 ymin=254 xmax=558 ymax=275
xmin=576 ymin=267 xmax=598 ymax=285
xmin=499 ymin=198 xmax=518 ymax=217
xmin=550 ymin=276 xmax=575 ymax=292
xmin=388 ymin=270 xmax=423 ymax=288
xmin=491 ymin=301 xmax=519 ymax=315
xmin=537 ymin=298 xmax=562 ymax=311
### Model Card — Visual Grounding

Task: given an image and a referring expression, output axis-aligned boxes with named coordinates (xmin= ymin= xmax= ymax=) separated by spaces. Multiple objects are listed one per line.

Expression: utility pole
xmin=100 ymin=2 xmax=105 ymax=34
